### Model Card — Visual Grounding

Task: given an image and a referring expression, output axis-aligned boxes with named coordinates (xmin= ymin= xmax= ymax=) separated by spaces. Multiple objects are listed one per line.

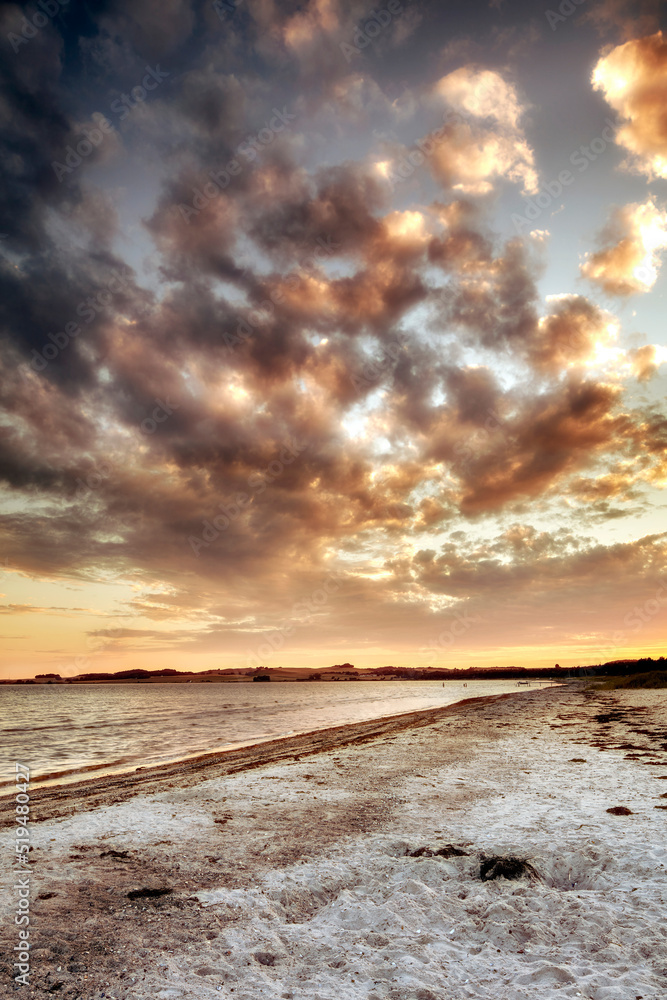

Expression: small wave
xmin=2 ymin=720 xmax=75 ymax=734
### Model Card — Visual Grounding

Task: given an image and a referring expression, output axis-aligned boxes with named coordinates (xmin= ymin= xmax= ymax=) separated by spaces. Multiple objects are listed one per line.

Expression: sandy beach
xmin=2 ymin=683 xmax=666 ymax=999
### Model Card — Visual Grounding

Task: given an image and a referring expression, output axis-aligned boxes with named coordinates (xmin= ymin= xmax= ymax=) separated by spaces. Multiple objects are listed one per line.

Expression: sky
xmin=1 ymin=0 xmax=667 ymax=679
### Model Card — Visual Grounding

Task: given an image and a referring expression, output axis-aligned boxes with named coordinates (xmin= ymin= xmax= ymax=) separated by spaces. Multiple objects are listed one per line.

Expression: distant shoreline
xmin=3 ymin=656 xmax=662 ymax=684
xmin=0 ymin=674 xmax=560 ymax=685
xmin=0 ymin=668 xmax=569 ymax=685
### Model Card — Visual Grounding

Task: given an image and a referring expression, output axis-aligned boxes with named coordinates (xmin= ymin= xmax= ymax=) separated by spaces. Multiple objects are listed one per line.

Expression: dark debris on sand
xmin=126 ymin=886 xmax=173 ymax=900
xmin=479 ymin=856 xmax=540 ymax=882
xmin=407 ymin=844 xmax=469 ymax=858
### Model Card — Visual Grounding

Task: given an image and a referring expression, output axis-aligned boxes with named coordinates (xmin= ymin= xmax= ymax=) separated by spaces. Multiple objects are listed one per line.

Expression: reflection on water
xmin=0 ymin=679 xmax=535 ymax=789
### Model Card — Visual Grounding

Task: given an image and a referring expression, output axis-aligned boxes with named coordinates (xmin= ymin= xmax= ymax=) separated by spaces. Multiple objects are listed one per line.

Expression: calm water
xmin=0 ymin=679 xmax=540 ymax=791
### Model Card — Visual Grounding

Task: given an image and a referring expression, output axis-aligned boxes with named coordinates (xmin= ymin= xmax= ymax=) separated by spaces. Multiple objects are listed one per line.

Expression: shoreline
xmin=0 ymin=690 xmax=524 ymax=828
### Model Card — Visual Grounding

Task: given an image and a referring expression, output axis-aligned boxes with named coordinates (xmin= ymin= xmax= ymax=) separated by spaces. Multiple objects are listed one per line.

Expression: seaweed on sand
xmin=479 ymin=856 xmax=540 ymax=882
xmin=126 ymin=887 xmax=173 ymax=899
xmin=408 ymin=845 xmax=469 ymax=858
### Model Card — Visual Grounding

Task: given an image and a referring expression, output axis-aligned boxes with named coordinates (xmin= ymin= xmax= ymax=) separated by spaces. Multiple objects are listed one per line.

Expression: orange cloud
xmin=531 ymin=296 xmax=619 ymax=373
xmin=433 ymin=67 xmax=525 ymax=130
xmin=592 ymin=31 xmax=667 ymax=179
xmin=580 ymin=198 xmax=667 ymax=295
xmin=282 ymin=0 xmax=340 ymax=53
xmin=629 ymin=344 xmax=667 ymax=381
xmin=425 ymin=67 xmax=537 ymax=194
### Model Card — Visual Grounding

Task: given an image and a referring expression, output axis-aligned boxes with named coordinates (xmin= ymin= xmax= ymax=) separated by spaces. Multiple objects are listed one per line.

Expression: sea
xmin=0 ymin=679 xmax=549 ymax=792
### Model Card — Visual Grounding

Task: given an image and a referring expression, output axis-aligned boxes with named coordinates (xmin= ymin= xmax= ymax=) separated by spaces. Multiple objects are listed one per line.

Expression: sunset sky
xmin=1 ymin=0 xmax=667 ymax=678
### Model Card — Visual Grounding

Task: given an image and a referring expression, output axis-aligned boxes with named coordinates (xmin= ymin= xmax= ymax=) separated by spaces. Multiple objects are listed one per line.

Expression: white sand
xmin=1 ymin=684 xmax=666 ymax=999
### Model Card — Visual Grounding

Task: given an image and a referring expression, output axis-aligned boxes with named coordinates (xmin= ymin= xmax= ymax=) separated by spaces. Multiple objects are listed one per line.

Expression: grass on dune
xmin=590 ymin=671 xmax=667 ymax=691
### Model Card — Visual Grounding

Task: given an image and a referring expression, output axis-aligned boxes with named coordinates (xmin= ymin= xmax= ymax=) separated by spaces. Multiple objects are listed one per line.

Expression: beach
xmin=1 ymin=683 xmax=666 ymax=999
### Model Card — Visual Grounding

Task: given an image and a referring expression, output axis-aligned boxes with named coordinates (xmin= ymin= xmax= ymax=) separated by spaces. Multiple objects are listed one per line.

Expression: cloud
xmin=97 ymin=0 xmax=195 ymax=58
xmin=247 ymin=0 xmax=412 ymax=87
xmin=427 ymin=199 xmax=493 ymax=273
xmin=436 ymin=233 xmax=629 ymax=376
xmin=438 ymin=233 xmax=543 ymax=354
xmin=425 ymin=67 xmax=538 ymax=195
xmin=0 ymin=604 xmax=42 ymax=615
xmin=530 ymin=295 xmax=619 ymax=373
xmin=629 ymin=344 xmax=667 ymax=381
xmin=580 ymin=198 xmax=667 ymax=295
xmin=245 ymin=161 xmax=387 ymax=260
xmin=0 ymin=604 xmax=93 ymax=615
xmin=433 ymin=66 xmax=526 ymax=130
xmin=428 ymin=374 xmax=629 ymax=514
xmin=411 ymin=527 xmax=667 ymax=641
xmin=428 ymin=121 xmax=538 ymax=195
xmin=585 ymin=0 xmax=663 ymax=41
xmin=281 ymin=0 xmax=342 ymax=54
xmin=592 ymin=31 xmax=667 ymax=179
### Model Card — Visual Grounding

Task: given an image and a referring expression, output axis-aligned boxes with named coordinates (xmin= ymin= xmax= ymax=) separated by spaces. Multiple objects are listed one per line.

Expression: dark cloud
xmin=438 ymin=234 xmax=542 ymax=354
xmin=97 ymin=0 xmax=196 ymax=59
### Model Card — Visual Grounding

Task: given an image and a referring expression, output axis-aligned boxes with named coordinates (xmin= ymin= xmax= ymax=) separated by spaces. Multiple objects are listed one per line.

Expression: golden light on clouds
xmin=593 ymin=30 xmax=667 ymax=178
xmin=433 ymin=67 xmax=525 ymax=129
xmin=581 ymin=198 xmax=667 ymax=295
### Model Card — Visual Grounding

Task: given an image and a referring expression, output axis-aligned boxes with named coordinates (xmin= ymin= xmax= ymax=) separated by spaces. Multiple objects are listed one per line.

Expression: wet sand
xmin=1 ymin=683 xmax=666 ymax=999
